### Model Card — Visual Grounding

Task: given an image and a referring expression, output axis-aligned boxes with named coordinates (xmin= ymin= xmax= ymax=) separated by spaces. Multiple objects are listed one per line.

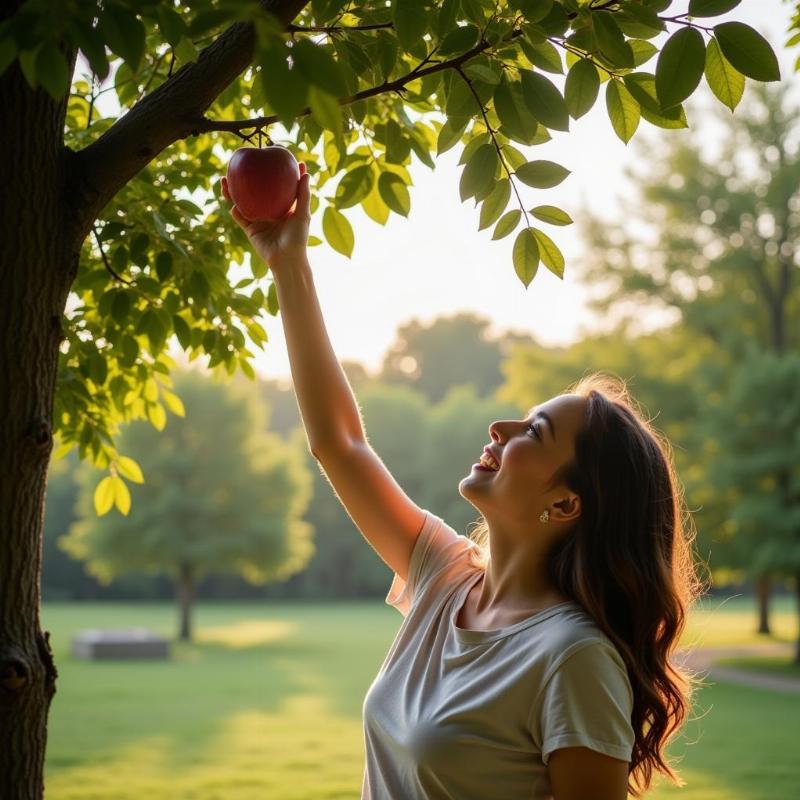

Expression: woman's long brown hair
xmin=466 ymin=372 xmax=708 ymax=796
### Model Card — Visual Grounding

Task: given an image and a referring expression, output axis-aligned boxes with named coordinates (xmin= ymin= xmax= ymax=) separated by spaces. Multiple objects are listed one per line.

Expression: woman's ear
xmin=552 ymin=494 xmax=581 ymax=523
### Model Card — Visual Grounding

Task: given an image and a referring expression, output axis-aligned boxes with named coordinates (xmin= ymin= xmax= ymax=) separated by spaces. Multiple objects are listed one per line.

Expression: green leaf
xmin=714 ymin=22 xmax=780 ymax=82
xmin=436 ymin=117 xmax=469 ymax=155
xmin=463 ymin=63 xmax=500 ymax=84
xmin=606 ymin=80 xmax=640 ymax=144
xmin=515 ymin=160 xmax=570 ymax=189
xmin=292 ymin=38 xmax=348 ymax=97
xmin=335 ymin=164 xmax=373 ymax=208
xmin=155 ymin=251 xmax=173 ymax=281
xmin=593 ymin=12 xmax=634 ymax=68
xmin=530 ymin=205 xmax=573 ymax=226
xmin=521 ymin=39 xmax=563 ymax=74
xmin=519 ymin=70 xmax=569 ymax=131
xmin=688 ymin=0 xmax=742 ymax=17
xmin=156 ymin=5 xmax=187 ymax=46
xmin=110 ymin=291 xmax=131 ymax=324
xmin=36 ymin=44 xmax=69 ymax=100
xmin=655 ymin=28 xmax=705 ymax=110
xmin=459 ymin=144 xmax=499 ymax=203
xmin=378 ymin=172 xmax=411 ymax=217
xmin=492 ymin=209 xmax=521 ymax=241
xmin=147 ymin=401 xmax=167 ymax=431
xmin=99 ymin=3 xmax=146 ymax=74
xmin=493 ymin=75 xmax=539 ymax=145
xmin=94 ymin=476 xmax=115 ymax=516
xmin=385 ymin=119 xmax=412 ymax=164
xmin=512 ymin=228 xmax=540 ymax=287
xmin=18 ymin=46 xmax=39 ymax=89
xmin=112 ymin=476 xmax=131 ymax=515
xmin=67 ymin=20 xmax=109 ymax=81
xmin=479 ymin=178 xmax=511 ymax=231
xmin=259 ymin=44 xmax=308 ymax=128
xmin=458 ymin=133 xmax=491 ymax=166
xmin=266 ymin=282 xmax=279 ymax=316
xmin=173 ymin=315 xmax=192 ymax=349
xmin=161 ymin=388 xmax=185 ymax=417
xmin=0 ymin=35 xmax=17 ymax=77
xmin=623 ymin=72 xmax=684 ymax=119
xmin=394 ymin=0 xmax=428 ymax=51
xmin=629 ymin=39 xmax=658 ymax=67
xmin=361 ymin=185 xmax=390 ymax=225
xmin=436 ymin=0 xmax=460 ymax=38
xmin=323 ymin=206 xmax=354 ymax=257
xmin=116 ymin=456 xmax=144 ymax=484
xmin=308 ymin=85 xmax=343 ymax=137
xmin=564 ymin=58 xmax=599 ymax=120
xmin=174 ymin=36 xmax=199 ymax=65
xmin=438 ymin=24 xmax=480 ymax=56
xmin=704 ymin=36 xmax=744 ymax=112
xmin=532 ymin=227 xmax=565 ymax=278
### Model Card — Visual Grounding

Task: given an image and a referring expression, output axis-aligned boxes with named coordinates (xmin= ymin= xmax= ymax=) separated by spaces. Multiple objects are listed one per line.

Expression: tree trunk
xmin=0 ymin=47 xmax=77 ymax=799
xmin=177 ymin=562 xmax=195 ymax=641
xmin=754 ymin=574 xmax=772 ymax=635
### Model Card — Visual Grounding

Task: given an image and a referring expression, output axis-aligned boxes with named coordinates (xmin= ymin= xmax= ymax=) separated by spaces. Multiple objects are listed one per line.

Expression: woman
xmin=222 ymin=162 xmax=704 ymax=799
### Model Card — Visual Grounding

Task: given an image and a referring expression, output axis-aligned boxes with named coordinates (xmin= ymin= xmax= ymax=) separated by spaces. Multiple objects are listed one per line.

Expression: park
xmin=1 ymin=1 xmax=798 ymax=798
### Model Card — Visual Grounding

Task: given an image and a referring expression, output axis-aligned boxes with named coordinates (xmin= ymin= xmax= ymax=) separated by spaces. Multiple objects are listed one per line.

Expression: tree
xmin=0 ymin=0 xmax=780 ymax=794
xmin=378 ymin=311 xmax=536 ymax=402
xmin=703 ymin=349 xmax=800 ymax=661
xmin=60 ymin=369 xmax=314 ymax=640
xmin=574 ymin=80 xmax=799 ymax=634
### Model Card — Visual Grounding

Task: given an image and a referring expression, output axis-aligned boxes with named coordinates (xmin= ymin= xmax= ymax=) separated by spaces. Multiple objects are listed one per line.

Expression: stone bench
xmin=71 ymin=628 xmax=170 ymax=660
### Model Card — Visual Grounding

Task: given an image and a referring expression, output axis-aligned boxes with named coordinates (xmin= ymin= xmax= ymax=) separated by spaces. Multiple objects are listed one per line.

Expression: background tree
xmin=61 ymin=369 xmax=314 ymax=641
xmin=0 ymin=0 xmax=780 ymax=794
xmin=575 ymin=80 xmax=799 ymax=634
xmin=379 ymin=312 xmax=509 ymax=401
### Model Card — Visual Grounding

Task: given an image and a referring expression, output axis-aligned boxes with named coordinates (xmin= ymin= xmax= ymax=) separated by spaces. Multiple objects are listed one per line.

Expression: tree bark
xmin=754 ymin=574 xmax=772 ymax=635
xmin=0 ymin=45 xmax=76 ymax=798
xmin=176 ymin=563 xmax=195 ymax=642
xmin=0 ymin=3 xmax=311 ymax=797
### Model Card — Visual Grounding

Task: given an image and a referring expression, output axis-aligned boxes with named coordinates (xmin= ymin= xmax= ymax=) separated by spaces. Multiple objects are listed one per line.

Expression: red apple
xmin=225 ymin=145 xmax=301 ymax=221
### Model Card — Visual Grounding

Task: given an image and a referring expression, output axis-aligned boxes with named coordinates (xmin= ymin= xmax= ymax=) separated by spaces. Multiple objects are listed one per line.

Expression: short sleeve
xmin=533 ymin=639 xmax=635 ymax=766
xmin=385 ymin=510 xmax=477 ymax=617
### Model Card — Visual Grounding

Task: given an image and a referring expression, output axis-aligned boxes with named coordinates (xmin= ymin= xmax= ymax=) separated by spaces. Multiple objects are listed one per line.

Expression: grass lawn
xmin=41 ymin=593 xmax=799 ymax=799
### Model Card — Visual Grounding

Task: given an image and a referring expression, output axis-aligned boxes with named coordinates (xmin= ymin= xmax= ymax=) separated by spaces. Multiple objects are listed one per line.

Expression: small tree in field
xmin=61 ymin=369 xmax=314 ymax=641
xmin=0 ymin=0 xmax=780 ymax=795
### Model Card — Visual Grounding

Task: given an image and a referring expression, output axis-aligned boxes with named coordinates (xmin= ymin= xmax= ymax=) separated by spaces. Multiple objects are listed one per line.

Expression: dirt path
xmin=673 ymin=642 xmax=800 ymax=694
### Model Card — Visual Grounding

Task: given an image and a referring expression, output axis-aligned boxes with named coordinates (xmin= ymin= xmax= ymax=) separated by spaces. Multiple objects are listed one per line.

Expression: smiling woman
xmin=459 ymin=373 xmax=706 ymax=797
xmin=224 ymin=171 xmax=705 ymax=800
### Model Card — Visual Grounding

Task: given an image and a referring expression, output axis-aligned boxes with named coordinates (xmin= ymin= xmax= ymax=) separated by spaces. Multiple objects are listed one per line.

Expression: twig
xmin=189 ymin=27 xmax=525 ymax=136
xmin=454 ymin=64 xmax=530 ymax=232
xmin=92 ymin=225 xmax=133 ymax=285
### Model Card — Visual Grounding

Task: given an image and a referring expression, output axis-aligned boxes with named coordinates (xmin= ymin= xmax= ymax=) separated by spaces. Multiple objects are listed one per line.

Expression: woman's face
xmin=459 ymin=393 xmax=587 ymax=526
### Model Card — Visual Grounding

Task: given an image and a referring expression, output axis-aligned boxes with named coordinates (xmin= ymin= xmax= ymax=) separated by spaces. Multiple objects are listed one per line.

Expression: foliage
xmin=702 ymin=349 xmax=800 ymax=579
xmin=0 ymin=0 xmax=780 ymax=507
xmin=61 ymin=369 xmax=314 ymax=587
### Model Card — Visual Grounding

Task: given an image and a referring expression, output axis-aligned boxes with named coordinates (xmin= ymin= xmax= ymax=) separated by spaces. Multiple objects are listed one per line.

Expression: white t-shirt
xmin=361 ymin=510 xmax=635 ymax=799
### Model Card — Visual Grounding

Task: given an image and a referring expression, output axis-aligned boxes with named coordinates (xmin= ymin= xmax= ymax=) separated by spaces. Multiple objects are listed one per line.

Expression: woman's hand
xmin=221 ymin=160 xmax=311 ymax=273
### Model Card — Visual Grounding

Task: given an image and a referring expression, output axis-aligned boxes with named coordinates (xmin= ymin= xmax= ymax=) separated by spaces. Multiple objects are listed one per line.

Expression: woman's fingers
xmin=221 ymin=176 xmax=231 ymax=202
xmin=295 ymin=170 xmax=311 ymax=220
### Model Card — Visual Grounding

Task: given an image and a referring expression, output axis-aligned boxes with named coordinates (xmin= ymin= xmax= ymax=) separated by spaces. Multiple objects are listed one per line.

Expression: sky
xmin=85 ymin=1 xmax=798 ymax=386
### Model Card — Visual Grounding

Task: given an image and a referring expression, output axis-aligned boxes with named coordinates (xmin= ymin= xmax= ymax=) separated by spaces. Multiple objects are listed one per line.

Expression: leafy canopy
xmin=0 ymin=0 xmax=779 ymax=510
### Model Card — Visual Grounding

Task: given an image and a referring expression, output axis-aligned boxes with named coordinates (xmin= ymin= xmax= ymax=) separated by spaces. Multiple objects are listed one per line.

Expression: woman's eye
xmin=527 ymin=423 xmax=539 ymax=440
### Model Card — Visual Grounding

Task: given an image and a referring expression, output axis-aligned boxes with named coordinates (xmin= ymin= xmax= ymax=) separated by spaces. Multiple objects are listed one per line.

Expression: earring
xmin=539 ymin=509 xmax=550 ymax=523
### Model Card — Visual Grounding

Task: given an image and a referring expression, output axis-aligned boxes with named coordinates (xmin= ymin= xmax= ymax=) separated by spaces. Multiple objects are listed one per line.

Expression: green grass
xmin=41 ymin=594 xmax=799 ymax=799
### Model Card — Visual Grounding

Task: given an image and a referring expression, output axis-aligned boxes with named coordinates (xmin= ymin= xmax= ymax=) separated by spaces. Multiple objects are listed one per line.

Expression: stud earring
xmin=539 ymin=509 xmax=550 ymax=523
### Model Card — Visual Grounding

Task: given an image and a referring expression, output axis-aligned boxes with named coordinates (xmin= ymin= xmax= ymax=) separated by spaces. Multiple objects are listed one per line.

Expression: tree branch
xmin=67 ymin=0 xmax=311 ymax=244
xmin=188 ymin=28 xmax=524 ymax=136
